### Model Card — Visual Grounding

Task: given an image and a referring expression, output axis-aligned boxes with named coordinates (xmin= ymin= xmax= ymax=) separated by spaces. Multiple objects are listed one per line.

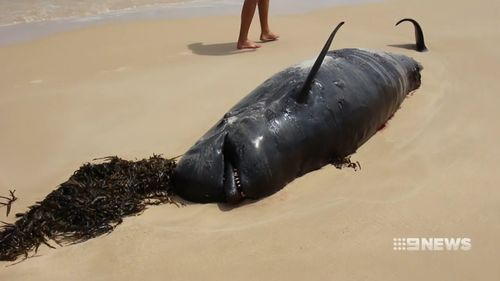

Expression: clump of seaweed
xmin=0 ymin=155 xmax=177 ymax=262
xmin=331 ymin=156 xmax=361 ymax=171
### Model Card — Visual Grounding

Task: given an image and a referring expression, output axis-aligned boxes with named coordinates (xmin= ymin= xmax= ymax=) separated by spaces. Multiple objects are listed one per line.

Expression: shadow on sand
xmin=387 ymin=43 xmax=418 ymax=51
xmin=188 ymin=42 xmax=257 ymax=56
xmin=217 ymin=199 xmax=258 ymax=212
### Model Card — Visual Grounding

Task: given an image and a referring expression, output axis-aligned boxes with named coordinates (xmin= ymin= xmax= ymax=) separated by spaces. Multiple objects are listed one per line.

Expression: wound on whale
xmin=0 ymin=21 xmax=424 ymax=262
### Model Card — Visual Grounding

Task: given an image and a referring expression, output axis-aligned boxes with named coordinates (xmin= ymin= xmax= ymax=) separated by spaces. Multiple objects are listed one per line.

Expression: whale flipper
xmin=297 ymin=21 xmax=345 ymax=103
xmin=396 ymin=18 xmax=427 ymax=52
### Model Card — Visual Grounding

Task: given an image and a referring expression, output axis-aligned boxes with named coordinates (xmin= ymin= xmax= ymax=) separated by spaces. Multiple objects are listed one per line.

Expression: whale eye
xmin=338 ymin=99 xmax=344 ymax=109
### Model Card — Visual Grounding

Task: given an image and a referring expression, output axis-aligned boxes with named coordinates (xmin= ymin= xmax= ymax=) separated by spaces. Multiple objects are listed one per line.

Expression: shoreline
xmin=0 ymin=0 xmax=379 ymax=46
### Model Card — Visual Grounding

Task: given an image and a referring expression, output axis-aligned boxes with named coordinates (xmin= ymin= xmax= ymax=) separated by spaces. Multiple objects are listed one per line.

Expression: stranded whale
xmin=174 ymin=22 xmax=423 ymax=203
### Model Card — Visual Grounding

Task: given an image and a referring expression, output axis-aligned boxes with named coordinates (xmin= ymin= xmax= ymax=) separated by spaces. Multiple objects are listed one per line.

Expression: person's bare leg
xmin=237 ymin=0 xmax=261 ymax=49
xmin=258 ymin=0 xmax=279 ymax=42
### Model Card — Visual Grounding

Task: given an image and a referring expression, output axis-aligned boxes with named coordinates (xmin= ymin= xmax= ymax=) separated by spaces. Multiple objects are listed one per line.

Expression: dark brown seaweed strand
xmin=0 ymin=190 xmax=17 ymax=217
xmin=331 ymin=156 xmax=361 ymax=171
xmin=0 ymin=155 xmax=178 ymax=262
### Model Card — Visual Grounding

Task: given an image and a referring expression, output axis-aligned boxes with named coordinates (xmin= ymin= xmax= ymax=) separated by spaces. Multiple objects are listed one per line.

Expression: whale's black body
xmin=174 ymin=24 xmax=422 ymax=204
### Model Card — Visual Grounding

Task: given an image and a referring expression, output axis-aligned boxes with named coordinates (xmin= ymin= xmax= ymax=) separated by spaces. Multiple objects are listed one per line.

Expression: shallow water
xmin=0 ymin=0 xmax=378 ymax=45
xmin=0 ymin=0 xmax=377 ymax=26
xmin=0 ymin=0 xmax=186 ymax=26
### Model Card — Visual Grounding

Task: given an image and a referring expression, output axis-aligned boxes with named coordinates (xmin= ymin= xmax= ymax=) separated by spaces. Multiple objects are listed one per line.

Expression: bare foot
xmin=260 ymin=32 xmax=279 ymax=42
xmin=237 ymin=40 xmax=261 ymax=49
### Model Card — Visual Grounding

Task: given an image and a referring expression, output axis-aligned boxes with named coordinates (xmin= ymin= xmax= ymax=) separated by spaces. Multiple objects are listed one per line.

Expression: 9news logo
xmin=393 ymin=237 xmax=472 ymax=251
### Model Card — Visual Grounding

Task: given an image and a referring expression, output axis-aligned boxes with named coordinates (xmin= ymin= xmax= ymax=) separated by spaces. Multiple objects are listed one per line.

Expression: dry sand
xmin=1 ymin=0 xmax=499 ymax=279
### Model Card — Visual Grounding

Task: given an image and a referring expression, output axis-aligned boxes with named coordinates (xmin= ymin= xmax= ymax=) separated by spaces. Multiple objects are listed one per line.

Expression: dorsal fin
xmin=296 ymin=21 xmax=345 ymax=103
xmin=396 ymin=18 xmax=427 ymax=52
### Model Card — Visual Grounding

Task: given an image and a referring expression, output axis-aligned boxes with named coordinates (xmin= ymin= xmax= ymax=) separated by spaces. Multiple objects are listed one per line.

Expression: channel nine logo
xmin=393 ymin=237 xmax=472 ymax=251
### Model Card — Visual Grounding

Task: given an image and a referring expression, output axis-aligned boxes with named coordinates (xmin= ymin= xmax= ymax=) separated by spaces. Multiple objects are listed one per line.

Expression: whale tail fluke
xmin=297 ymin=21 xmax=345 ymax=103
xmin=396 ymin=18 xmax=428 ymax=52
xmin=0 ymin=156 xmax=178 ymax=262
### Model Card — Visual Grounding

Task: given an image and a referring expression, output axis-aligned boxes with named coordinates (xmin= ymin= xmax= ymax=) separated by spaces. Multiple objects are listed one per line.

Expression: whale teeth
xmin=233 ymin=168 xmax=242 ymax=188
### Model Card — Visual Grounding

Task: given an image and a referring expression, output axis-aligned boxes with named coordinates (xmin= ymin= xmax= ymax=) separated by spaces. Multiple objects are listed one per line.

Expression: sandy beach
xmin=1 ymin=0 xmax=499 ymax=279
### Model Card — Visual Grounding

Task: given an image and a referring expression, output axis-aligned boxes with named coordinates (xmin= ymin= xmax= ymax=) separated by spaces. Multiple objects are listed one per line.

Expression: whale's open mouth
xmin=222 ymin=138 xmax=244 ymax=204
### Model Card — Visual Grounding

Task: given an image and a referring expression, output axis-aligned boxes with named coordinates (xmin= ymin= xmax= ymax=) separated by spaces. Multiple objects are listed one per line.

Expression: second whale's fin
xmin=396 ymin=18 xmax=428 ymax=52
xmin=296 ymin=21 xmax=345 ymax=103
